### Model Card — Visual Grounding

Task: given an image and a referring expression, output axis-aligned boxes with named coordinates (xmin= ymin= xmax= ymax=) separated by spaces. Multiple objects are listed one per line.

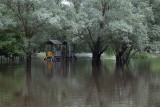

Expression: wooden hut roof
xmin=46 ymin=40 xmax=62 ymax=45
xmin=62 ymin=40 xmax=75 ymax=45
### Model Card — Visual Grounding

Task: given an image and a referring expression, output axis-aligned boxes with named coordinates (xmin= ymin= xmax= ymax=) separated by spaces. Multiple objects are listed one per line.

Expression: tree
xmin=1 ymin=0 xmax=160 ymax=65
xmin=0 ymin=0 xmax=73 ymax=64
xmin=67 ymin=0 xmax=151 ymax=64
xmin=68 ymin=0 xmax=113 ymax=63
xmin=0 ymin=3 xmax=24 ymax=58
xmin=0 ymin=30 xmax=24 ymax=58
xmin=0 ymin=0 xmax=63 ymax=64
xmin=147 ymin=0 xmax=160 ymax=52
xmin=110 ymin=0 xmax=153 ymax=65
xmin=0 ymin=0 xmax=43 ymax=63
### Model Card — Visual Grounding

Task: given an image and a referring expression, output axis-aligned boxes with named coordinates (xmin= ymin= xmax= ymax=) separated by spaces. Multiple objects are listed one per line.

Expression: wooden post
xmin=66 ymin=44 xmax=67 ymax=59
xmin=51 ymin=44 xmax=53 ymax=61
xmin=54 ymin=46 xmax=56 ymax=54
xmin=7 ymin=57 xmax=8 ymax=62
xmin=73 ymin=45 xmax=75 ymax=53
xmin=54 ymin=46 xmax=56 ymax=51
xmin=0 ymin=55 xmax=2 ymax=62
xmin=60 ymin=44 xmax=62 ymax=61
xmin=46 ymin=45 xmax=48 ymax=60
xmin=66 ymin=44 xmax=67 ymax=52
xmin=45 ymin=45 xmax=47 ymax=53
xmin=61 ymin=45 xmax=62 ymax=51
xmin=69 ymin=45 xmax=71 ymax=58
xmin=53 ymin=46 xmax=55 ymax=61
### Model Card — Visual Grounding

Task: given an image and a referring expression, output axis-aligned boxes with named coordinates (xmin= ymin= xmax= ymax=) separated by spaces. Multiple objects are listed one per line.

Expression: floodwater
xmin=0 ymin=56 xmax=160 ymax=107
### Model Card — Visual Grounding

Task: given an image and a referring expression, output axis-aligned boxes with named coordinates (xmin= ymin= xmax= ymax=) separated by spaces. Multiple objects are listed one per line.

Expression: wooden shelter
xmin=43 ymin=40 xmax=76 ymax=61
xmin=44 ymin=40 xmax=62 ymax=61
xmin=62 ymin=40 xmax=76 ymax=60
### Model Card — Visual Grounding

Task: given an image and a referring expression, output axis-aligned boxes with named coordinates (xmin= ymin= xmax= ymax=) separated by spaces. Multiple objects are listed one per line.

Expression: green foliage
xmin=105 ymin=47 xmax=115 ymax=56
xmin=133 ymin=52 xmax=149 ymax=58
xmin=67 ymin=0 xmax=154 ymax=63
xmin=0 ymin=0 xmax=160 ymax=63
xmin=146 ymin=0 xmax=160 ymax=51
xmin=0 ymin=30 xmax=24 ymax=56
xmin=74 ymin=40 xmax=90 ymax=53
xmin=150 ymin=57 xmax=160 ymax=73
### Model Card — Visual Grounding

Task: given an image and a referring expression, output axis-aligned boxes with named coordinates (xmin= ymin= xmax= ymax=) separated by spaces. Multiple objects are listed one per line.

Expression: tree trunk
xmin=26 ymin=62 xmax=31 ymax=78
xmin=11 ymin=56 xmax=15 ymax=62
xmin=116 ymin=52 xmax=126 ymax=66
xmin=7 ymin=57 xmax=9 ymax=62
xmin=115 ymin=46 xmax=133 ymax=66
xmin=0 ymin=55 xmax=2 ymax=62
xmin=116 ymin=51 xmax=130 ymax=66
xmin=92 ymin=52 xmax=101 ymax=65
xmin=26 ymin=54 xmax=31 ymax=66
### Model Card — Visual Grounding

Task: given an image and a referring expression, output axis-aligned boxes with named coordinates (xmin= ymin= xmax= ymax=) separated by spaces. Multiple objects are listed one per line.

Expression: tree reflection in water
xmin=7 ymin=58 xmax=160 ymax=107
xmin=23 ymin=63 xmax=32 ymax=107
xmin=21 ymin=61 xmax=142 ymax=107
xmin=85 ymin=65 xmax=103 ymax=107
xmin=84 ymin=63 xmax=138 ymax=107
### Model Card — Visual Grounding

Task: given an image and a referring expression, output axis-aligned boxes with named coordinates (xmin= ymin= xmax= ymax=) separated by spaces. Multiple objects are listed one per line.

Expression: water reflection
xmin=85 ymin=65 xmax=104 ymax=107
xmin=0 ymin=57 xmax=160 ymax=107
xmin=42 ymin=61 xmax=76 ymax=80
xmin=23 ymin=64 xmax=32 ymax=107
xmin=83 ymin=64 xmax=137 ymax=107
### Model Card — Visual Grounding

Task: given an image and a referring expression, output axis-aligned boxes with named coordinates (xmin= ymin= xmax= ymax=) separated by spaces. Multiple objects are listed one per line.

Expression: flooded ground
xmin=0 ymin=56 xmax=160 ymax=107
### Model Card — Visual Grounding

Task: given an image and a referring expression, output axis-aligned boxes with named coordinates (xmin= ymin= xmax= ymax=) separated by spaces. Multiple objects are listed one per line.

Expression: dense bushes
xmin=0 ymin=30 xmax=24 ymax=57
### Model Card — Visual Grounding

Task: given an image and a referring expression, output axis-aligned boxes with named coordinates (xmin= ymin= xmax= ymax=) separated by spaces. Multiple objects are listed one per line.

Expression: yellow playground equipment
xmin=47 ymin=52 xmax=53 ymax=57
xmin=43 ymin=52 xmax=53 ymax=60
xmin=43 ymin=40 xmax=76 ymax=61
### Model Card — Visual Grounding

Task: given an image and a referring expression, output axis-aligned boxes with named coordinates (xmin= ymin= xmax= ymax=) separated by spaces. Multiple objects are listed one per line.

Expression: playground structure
xmin=43 ymin=40 xmax=77 ymax=61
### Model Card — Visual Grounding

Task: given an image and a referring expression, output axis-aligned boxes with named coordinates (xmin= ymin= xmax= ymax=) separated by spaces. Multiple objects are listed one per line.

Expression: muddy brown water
xmin=0 ymin=56 xmax=160 ymax=107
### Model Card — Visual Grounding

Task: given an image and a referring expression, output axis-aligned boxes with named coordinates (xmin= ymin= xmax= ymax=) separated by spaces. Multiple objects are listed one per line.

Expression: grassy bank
xmin=133 ymin=52 xmax=149 ymax=58
xmin=37 ymin=52 xmax=45 ymax=58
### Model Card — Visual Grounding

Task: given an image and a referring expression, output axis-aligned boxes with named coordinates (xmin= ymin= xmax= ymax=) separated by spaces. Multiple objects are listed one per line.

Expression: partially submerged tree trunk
xmin=26 ymin=38 xmax=32 ymax=65
xmin=91 ymin=37 xmax=105 ymax=65
xmin=116 ymin=51 xmax=126 ymax=66
xmin=92 ymin=52 xmax=102 ymax=65
xmin=26 ymin=60 xmax=31 ymax=77
xmin=115 ymin=46 xmax=133 ymax=66
xmin=0 ymin=55 xmax=2 ymax=62
xmin=26 ymin=53 xmax=31 ymax=66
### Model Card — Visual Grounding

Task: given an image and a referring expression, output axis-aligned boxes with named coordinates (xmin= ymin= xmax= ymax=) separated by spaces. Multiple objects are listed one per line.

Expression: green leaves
xmin=0 ymin=30 xmax=24 ymax=56
xmin=0 ymin=0 xmax=160 ymax=62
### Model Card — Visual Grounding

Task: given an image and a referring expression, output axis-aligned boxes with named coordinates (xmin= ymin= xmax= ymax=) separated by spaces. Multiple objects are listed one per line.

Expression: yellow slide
xmin=43 ymin=55 xmax=46 ymax=61
xmin=42 ymin=52 xmax=53 ymax=61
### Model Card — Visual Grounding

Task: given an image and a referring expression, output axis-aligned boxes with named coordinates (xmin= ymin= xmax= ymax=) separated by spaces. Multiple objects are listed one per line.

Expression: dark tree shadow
xmin=22 ymin=63 xmax=32 ymax=107
xmin=85 ymin=64 xmax=104 ymax=107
